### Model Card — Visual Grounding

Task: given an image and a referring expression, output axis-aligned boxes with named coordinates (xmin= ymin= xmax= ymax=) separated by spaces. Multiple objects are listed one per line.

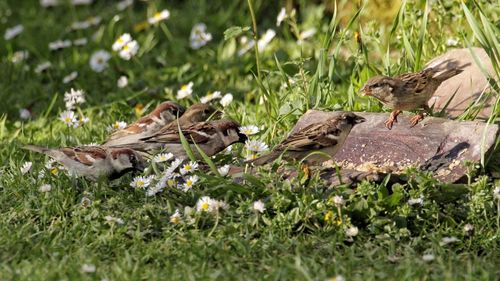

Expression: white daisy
xmin=345 ymin=226 xmax=359 ymax=237
xmin=130 ymin=175 xmax=153 ymax=189
xmin=257 ymin=29 xmax=276 ymax=51
xmin=118 ymin=40 xmax=139 ymax=60
xmin=148 ymin=9 xmax=170 ymax=25
xmin=276 ymin=7 xmax=286 ymax=26
xmin=245 ymin=140 xmax=268 ymax=152
xmin=48 ymin=39 xmax=72 ymax=51
xmin=176 ymin=82 xmax=193 ymax=100
xmin=153 ymin=152 xmax=174 ymax=163
xmin=146 ymin=179 xmax=166 ymax=197
xmin=39 ymin=184 xmax=52 ymax=192
xmin=112 ymin=33 xmax=132 ymax=51
xmin=40 ymin=0 xmax=59 ymax=7
xmin=117 ymin=0 xmax=134 ymax=11
xmin=117 ymin=76 xmax=128 ymax=88
xmin=180 ymin=161 xmax=199 ymax=175
xmin=170 ymin=209 xmax=182 ymax=224
xmin=81 ymin=263 xmax=96 ymax=273
xmin=62 ymin=71 xmax=78 ymax=84
xmin=19 ymin=108 xmax=31 ymax=120
xmin=239 ymin=125 xmax=259 ymax=136
xmin=298 ymin=28 xmax=316 ymax=43
xmin=220 ymin=93 xmax=233 ymax=107
xmin=60 ymin=110 xmax=77 ymax=127
xmin=252 ymin=200 xmax=266 ymax=213
xmin=182 ymin=175 xmax=199 ymax=191
xmin=34 ymin=61 xmax=52 ymax=74
xmin=196 ymin=196 xmax=215 ymax=213
xmin=4 ymin=24 xmax=24 ymax=40
xmin=73 ymin=38 xmax=88 ymax=46
xmin=408 ymin=197 xmax=424 ymax=206
xmin=64 ymin=88 xmax=86 ymax=109
xmin=200 ymin=91 xmax=221 ymax=104
xmin=89 ymin=50 xmax=111 ymax=72
xmin=20 ymin=161 xmax=32 ymax=175
xmin=440 ymin=236 xmax=459 ymax=246
xmin=72 ymin=0 xmax=93 ymax=5
xmin=446 ymin=38 xmax=459 ymax=47
xmin=333 ymin=195 xmax=345 ymax=207
xmin=11 ymin=50 xmax=29 ymax=64
xmin=107 ymin=121 xmax=127 ymax=132
xmin=217 ymin=164 xmax=230 ymax=177
xmin=104 ymin=215 xmax=124 ymax=225
xmin=189 ymin=23 xmax=212 ymax=49
xmin=422 ymin=253 xmax=435 ymax=262
xmin=165 ymin=158 xmax=183 ymax=175
xmin=493 ymin=186 xmax=500 ymax=200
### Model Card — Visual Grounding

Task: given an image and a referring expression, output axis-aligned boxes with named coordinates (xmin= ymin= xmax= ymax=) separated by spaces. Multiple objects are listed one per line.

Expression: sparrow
xmin=114 ymin=119 xmax=247 ymax=159
xmin=359 ymin=67 xmax=463 ymax=129
xmin=156 ymin=103 xmax=221 ymax=132
xmin=104 ymin=101 xmax=184 ymax=146
xmin=23 ymin=145 xmax=146 ymax=180
xmin=250 ymin=112 xmax=366 ymax=165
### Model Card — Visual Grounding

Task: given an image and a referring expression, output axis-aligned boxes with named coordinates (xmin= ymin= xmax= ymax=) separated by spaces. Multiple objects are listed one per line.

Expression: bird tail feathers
xmin=433 ymin=68 xmax=463 ymax=82
xmin=22 ymin=144 xmax=50 ymax=154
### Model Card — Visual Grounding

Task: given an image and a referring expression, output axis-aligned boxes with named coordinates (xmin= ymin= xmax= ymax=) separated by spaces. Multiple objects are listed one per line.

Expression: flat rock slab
xmin=292 ymin=110 xmax=499 ymax=183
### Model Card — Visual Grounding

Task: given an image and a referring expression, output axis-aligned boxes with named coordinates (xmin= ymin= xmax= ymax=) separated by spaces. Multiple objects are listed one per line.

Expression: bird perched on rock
xmin=23 ymin=145 xmax=146 ymax=180
xmin=104 ymin=101 xmax=184 ymax=146
xmin=359 ymin=67 xmax=463 ymax=129
xmin=114 ymin=119 xmax=247 ymax=159
xmin=250 ymin=112 xmax=366 ymax=165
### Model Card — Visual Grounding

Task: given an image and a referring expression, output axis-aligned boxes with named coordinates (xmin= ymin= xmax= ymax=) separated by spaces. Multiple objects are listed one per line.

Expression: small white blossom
xmin=112 ymin=33 xmax=132 ymax=51
xmin=146 ymin=180 xmax=166 ymax=197
xmin=170 ymin=209 xmax=182 ymax=224
xmin=60 ymin=110 xmax=77 ymax=127
xmin=130 ymin=175 xmax=153 ymax=189
xmin=73 ymin=38 xmax=88 ymax=46
xmin=189 ymin=23 xmax=212 ymax=49
xmin=11 ymin=50 xmax=29 ymax=64
xmin=118 ymin=40 xmax=139 ymax=60
xmin=117 ymin=76 xmax=128 ymax=88
xmin=62 ymin=71 xmax=78 ymax=84
xmin=298 ymin=28 xmax=316 ymax=44
xmin=176 ymin=82 xmax=194 ymax=100
xmin=104 ymin=215 xmax=124 ymax=225
xmin=20 ymin=161 xmax=33 ymax=175
xmin=4 ymin=24 xmax=24 ymax=40
xmin=252 ymin=200 xmax=266 ymax=213
xmin=182 ymin=175 xmax=199 ymax=191
xmin=446 ymin=38 xmax=459 ymax=47
xmin=239 ymin=125 xmax=259 ymax=136
xmin=153 ymin=153 xmax=174 ymax=163
xmin=39 ymin=183 xmax=52 ymax=193
xmin=64 ymin=88 xmax=86 ymax=109
xmin=440 ymin=236 xmax=459 ymax=246
xmin=148 ymin=9 xmax=170 ymax=25
xmin=107 ymin=121 xmax=127 ymax=132
xmin=345 ymin=226 xmax=359 ymax=237
xmin=19 ymin=108 xmax=31 ymax=120
xmin=217 ymin=164 xmax=230 ymax=177
xmin=117 ymin=0 xmax=134 ymax=11
xmin=463 ymin=223 xmax=474 ymax=234
xmin=276 ymin=8 xmax=286 ymax=26
xmin=34 ymin=61 xmax=52 ymax=74
xmin=333 ymin=195 xmax=345 ymax=207
xmin=49 ymin=39 xmax=72 ymax=51
xmin=40 ymin=0 xmax=59 ymax=7
xmin=72 ymin=0 xmax=93 ymax=5
xmin=200 ymin=91 xmax=221 ymax=103
xmin=180 ymin=161 xmax=199 ymax=175
xmin=422 ymin=253 xmax=435 ymax=262
xmin=196 ymin=196 xmax=215 ymax=212
xmin=81 ymin=263 xmax=96 ymax=273
xmin=165 ymin=158 xmax=183 ymax=175
xmin=493 ymin=186 xmax=500 ymax=200
xmin=245 ymin=140 xmax=268 ymax=152
xmin=89 ymin=50 xmax=111 ymax=72
xmin=220 ymin=93 xmax=233 ymax=107
xmin=408 ymin=197 xmax=424 ymax=206
xmin=257 ymin=29 xmax=276 ymax=51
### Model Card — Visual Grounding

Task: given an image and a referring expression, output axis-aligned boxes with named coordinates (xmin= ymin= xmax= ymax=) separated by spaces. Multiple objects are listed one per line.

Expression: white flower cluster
xmin=190 ymin=23 xmax=212 ymax=50
xmin=112 ymin=33 xmax=139 ymax=60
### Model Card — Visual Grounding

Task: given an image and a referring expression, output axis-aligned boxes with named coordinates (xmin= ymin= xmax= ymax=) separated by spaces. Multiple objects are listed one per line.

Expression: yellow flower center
xmin=50 ymin=168 xmax=59 ymax=175
xmin=123 ymin=44 xmax=129 ymax=51
xmin=64 ymin=117 xmax=71 ymax=123
xmin=171 ymin=216 xmax=180 ymax=224
xmin=184 ymin=165 xmax=191 ymax=171
xmin=181 ymin=84 xmax=188 ymax=90
xmin=137 ymin=180 xmax=145 ymax=187
xmin=117 ymin=38 xmax=123 ymax=44
xmin=186 ymin=180 xmax=193 ymax=187
xmin=201 ymin=202 xmax=209 ymax=210
xmin=154 ymin=12 xmax=162 ymax=19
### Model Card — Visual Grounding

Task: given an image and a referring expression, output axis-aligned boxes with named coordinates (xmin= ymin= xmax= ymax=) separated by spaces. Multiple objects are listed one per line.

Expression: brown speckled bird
xmin=359 ymin=67 xmax=462 ymax=129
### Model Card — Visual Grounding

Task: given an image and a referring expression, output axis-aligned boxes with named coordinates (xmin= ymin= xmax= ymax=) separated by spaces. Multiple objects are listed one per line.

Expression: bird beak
xmin=355 ymin=116 xmax=366 ymax=124
xmin=358 ymin=87 xmax=368 ymax=96
xmin=136 ymin=160 xmax=146 ymax=172
xmin=238 ymin=132 xmax=248 ymax=142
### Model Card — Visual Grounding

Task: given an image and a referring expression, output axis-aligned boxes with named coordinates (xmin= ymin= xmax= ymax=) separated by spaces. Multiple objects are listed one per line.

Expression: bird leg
xmin=410 ymin=105 xmax=430 ymax=128
xmin=384 ymin=110 xmax=402 ymax=130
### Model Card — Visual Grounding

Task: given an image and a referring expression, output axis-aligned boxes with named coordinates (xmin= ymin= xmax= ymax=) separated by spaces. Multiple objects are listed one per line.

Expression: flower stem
xmin=246 ymin=0 xmax=262 ymax=84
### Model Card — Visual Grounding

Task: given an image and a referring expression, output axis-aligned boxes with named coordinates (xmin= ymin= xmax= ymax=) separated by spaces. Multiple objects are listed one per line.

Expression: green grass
xmin=1 ymin=0 xmax=499 ymax=280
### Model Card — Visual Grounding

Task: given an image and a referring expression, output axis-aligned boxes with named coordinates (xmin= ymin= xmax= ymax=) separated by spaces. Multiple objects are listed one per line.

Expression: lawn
xmin=0 ymin=0 xmax=499 ymax=280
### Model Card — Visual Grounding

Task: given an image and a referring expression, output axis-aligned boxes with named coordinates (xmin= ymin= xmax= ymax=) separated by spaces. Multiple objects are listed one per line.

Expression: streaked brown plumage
xmin=250 ymin=112 xmax=366 ymax=165
xmin=113 ymin=119 xmax=247 ymax=159
xmin=104 ymin=101 xmax=184 ymax=146
xmin=359 ymin=67 xmax=462 ymax=129
xmin=23 ymin=145 xmax=145 ymax=180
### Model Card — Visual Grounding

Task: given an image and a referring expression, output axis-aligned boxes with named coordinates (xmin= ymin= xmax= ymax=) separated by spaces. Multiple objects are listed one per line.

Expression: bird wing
xmin=276 ymin=121 xmax=340 ymax=152
xmin=64 ymin=146 xmax=108 ymax=166
xmin=144 ymin=122 xmax=215 ymax=144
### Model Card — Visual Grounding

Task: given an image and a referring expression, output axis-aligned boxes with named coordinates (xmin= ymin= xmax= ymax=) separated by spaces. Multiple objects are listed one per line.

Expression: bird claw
xmin=409 ymin=114 xmax=425 ymax=128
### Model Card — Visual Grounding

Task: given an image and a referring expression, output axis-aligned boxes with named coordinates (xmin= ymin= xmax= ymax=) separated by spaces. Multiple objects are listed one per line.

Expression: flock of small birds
xmin=23 ymin=66 xmax=462 ymax=181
